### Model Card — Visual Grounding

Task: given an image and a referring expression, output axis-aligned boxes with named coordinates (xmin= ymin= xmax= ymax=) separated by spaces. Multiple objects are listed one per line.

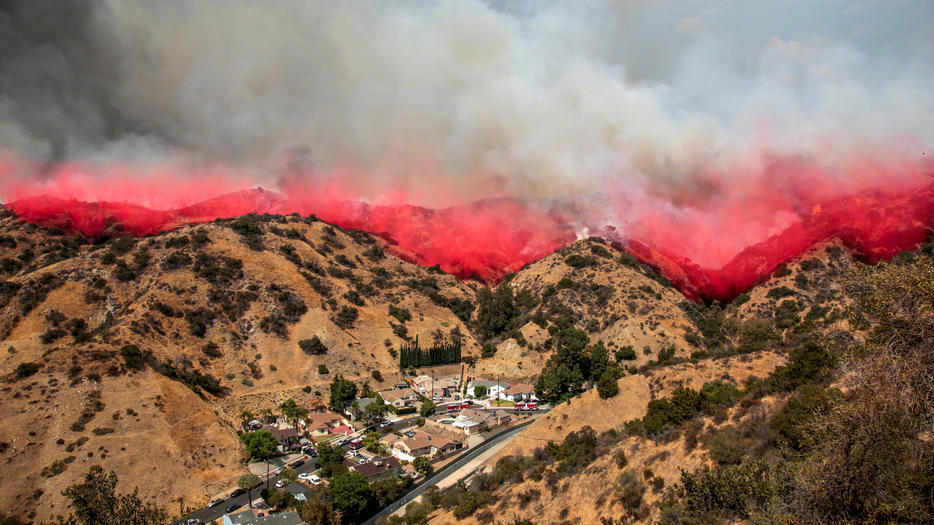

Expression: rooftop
xmin=227 ymin=509 xmax=304 ymax=525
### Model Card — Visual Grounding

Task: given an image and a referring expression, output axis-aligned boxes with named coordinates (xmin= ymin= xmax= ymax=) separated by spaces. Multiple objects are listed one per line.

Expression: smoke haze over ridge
xmin=1 ymin=0 xmax=933 ymax=298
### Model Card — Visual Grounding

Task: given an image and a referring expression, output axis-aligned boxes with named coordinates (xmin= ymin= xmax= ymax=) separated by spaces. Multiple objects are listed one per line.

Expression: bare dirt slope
xmin=0 ymin=211 xmax=485 ymax=521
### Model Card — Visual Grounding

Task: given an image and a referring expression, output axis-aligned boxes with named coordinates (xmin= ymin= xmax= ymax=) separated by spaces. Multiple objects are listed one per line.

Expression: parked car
xmin=379 ymin=421 xmax=393 ymax=428
xmin=298 ymin=473 xmax=313 ymax=481
xmin=404 ymin=431 xmax=416 ymax=438
xmin=208 ymin=498 xmax=224 ymax=507
xmin=356 ymin=457 xmax=367 ymax=464
xmin=225 ymin=503 xmax=242 ymax=514
xmin=275 ymin=479 xmax=286 ymax=488
xmin=231 ymin=488 xmax=247 ymax=497
xmin=309 ymin=475 xmax=323 ymax=486
xmin=186 ymin=519 xmax=203 ymax=525
xmin=292 ymin=459 xmax=305 ymax=468
xmin=337 ymin=438 xmax=351 ymax=447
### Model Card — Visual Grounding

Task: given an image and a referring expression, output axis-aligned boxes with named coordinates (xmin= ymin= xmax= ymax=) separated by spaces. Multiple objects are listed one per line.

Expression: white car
xmin=275 ymin=479 xmax=286 ymax=488
xmin=309 ymin=475 xmax=323 ymax=486
xmin=298 ymin=473 xmax=313 ymax=482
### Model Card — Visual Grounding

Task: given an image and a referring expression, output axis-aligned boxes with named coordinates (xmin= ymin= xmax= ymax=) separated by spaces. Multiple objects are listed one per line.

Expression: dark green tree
xmin=330 ymin=471 xmax=376 ymax=523
xmin=315 ymin=442 xmax=346 ymax=478
xmin=240 ymin=430 xmax=278 ymax=489
xmin=49 ymin=466 xmax=167 ymax=525
xmin=238 ymin=474 xmax=261 ymax=508
xmin=419 ymin=398 xmax=436 ymax=417
xmin=329 ymin=375 xmax=358 ymax=412
xmin=476 ymin=283 xmax=518 ymax=339
xmin=279 ymin=398 xmax=308 ymax=426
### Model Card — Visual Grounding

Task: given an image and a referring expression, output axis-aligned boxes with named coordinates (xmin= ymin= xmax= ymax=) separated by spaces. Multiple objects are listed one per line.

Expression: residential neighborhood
xmin=177 ymin=371 xmax=542 ymax=525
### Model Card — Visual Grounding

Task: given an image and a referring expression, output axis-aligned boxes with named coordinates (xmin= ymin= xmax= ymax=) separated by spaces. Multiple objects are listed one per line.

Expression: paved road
xmin=361 ymin=419 xmax=535 ymax=525
xmin=174 ymin=409 xmax=544 ymax=524
xmin=175 ymin=456 xmax=320 ymax=524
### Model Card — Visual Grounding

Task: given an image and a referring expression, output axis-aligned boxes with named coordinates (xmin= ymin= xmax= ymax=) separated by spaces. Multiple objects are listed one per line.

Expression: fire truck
xmin=445 ymin=401 xmax=472 ymax=412
xmin=514 ymin=401 xmax=538 ymax=411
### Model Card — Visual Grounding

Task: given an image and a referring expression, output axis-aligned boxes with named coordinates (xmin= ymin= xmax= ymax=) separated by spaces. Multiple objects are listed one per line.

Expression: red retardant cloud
xmin=2 ymin=151 xmax=932 ymax=302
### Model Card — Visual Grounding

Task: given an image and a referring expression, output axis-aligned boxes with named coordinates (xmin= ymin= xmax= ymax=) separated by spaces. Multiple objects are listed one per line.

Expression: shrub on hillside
xmin=299 ymin=336 xmax=328 ymax=355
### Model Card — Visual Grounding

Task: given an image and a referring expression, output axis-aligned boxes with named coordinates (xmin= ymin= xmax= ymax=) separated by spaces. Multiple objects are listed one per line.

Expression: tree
xmin=589 ymin=341 xmax=609 ymax=382
xmin=279 ymin=398 xmax=308 ymax=426
xmin=419 ymin=398 xmax=436 ymax=417
xmin=316 ymin=442 xmax=346 ymax=478
xmin=240 ymin=430 xmax=278 ymax=489
xmin=330 ymin=471 xmax=376 ymax=523
xmin=360 ymin=380 xmax=377 ymax=398
xmin=476 ymin=284 xmax=518 ymax=339
xmin=473 ymin=385 xmax=488 ymax=399
xmin=596 ymin=370 xmax=620 ymax=399
xmin=363 ymin=398 xmax=390 ymax=426
xmin=238 ymin=474 xmax=261 ymax=508
xmin=298 ymin=486 xmax=338 ymax=524
xmin=49 ymin=466 xmax=166 ymax=525
xmin=280 ymin=466 xmax=298 ymax=483
xmin=413 ymin=456 xmax=432 ymax=477
xmin=362 ymin=431 xmax=383 ymax=454
xmin=329 ymin=374 xmax=358 ymax=412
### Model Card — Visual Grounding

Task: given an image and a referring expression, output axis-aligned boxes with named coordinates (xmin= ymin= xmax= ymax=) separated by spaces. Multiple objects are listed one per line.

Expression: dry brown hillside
xmin=473 ymin=239 xmax=698 ymax=380
xmin=0 ymin=208 xmax=732 ymax=522
xmin=430 ymin=351 xmax=787 ymax=525
xmin=415 ymin=241 xmax=883 ymax=525
xmin=0 ymin=210 xmax=487 ymax=522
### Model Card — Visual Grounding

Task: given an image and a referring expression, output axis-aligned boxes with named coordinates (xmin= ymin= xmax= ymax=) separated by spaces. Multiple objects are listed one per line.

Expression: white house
xmin=467 ymin=380 xmax=508 ymax=399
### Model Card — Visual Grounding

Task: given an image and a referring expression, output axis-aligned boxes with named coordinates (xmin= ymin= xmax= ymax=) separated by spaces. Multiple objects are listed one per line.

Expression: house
xmin=378 ymin=388 xmax=419 ymax=409
xmin=467 ymin=380 xmax=509 ymax=399
xmin=384 ymin=430 xmax=461 ymax=458
xmin=303 ymin=410 xmax=351 ymax=437
xmin=504 ymin=382 xmax=536 ymax=402
xmin=343 ymin=456 xmax=402 ymax=478
xmin=267 ymin=427 xmax=300 ymax=446
xmin=411 ymin=375 xmax=461 ymax=397
xmin=453 ymin=409 xmax=511 ymax=433
xmin=222 ymin=509 xmax=304 ymax=525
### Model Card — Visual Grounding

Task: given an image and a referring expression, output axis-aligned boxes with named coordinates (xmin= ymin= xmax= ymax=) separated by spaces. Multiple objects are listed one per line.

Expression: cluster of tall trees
xmin=398 ymin=335 xmax=461 ymax=368
xmin=534 ymin=323 xmax=624 ymax=403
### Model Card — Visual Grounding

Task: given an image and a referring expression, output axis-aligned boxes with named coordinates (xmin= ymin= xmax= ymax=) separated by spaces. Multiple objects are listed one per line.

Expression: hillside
xmin=395 ymin=240 xmax=934 ymax=525
xmin=3 ymin=202 xmax=928 ymax=524
xmin=0 ymin=209 xmax=486 ymax=522
xmin=0 ymin=207 xmax=724 ymax=522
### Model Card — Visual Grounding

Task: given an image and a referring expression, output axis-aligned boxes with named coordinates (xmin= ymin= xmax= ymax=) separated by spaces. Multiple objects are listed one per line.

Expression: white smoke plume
xmin=0 ymin=0 xmax=932 ymax=205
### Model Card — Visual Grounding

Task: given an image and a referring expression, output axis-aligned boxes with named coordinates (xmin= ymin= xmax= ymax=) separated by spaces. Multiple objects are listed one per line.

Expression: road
xmin=175 ymin=456 xmax=321 ymax=524
xmin=361 ymin=419 xmax=535 ymax=525
xmin=174 ymin=408 xmax=545 ymax=524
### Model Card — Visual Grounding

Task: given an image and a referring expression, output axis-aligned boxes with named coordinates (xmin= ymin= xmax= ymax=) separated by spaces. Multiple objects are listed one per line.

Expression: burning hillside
xmin=6 ymin=173 xmax=933 ymax=302
xmin=1 ymin=1 xmax=932 ymax=300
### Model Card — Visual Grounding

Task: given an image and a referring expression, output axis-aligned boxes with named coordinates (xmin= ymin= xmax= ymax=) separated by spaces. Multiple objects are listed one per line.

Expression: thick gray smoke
xmin=1 ymin=0 xmax=932 ymax=203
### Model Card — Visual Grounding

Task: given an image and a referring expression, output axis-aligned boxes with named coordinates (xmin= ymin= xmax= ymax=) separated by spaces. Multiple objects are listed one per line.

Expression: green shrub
xmin=299 ymin=336 xmax=328 ymax=355
xmin=615 ymin=345 xmax=637 ymax=361
xmin=565 ymin=254 xmax=595 ymax=268
xmin=119 ymin=345 xmax=145 ymax=370
xmin=14 ymin=362 xmax=40 ymax=379
xmin=704 ymin=425 xmax=745 ymax=465
xmin=332 ymin=305 xmax=358 ymax=329
xmin=597 ymin=370 xmax=620 ymax=399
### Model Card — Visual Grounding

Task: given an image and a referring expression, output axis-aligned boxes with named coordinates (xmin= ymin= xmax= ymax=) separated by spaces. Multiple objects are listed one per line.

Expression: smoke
xmin=1 ymin=0 xmax=933 ymax=298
